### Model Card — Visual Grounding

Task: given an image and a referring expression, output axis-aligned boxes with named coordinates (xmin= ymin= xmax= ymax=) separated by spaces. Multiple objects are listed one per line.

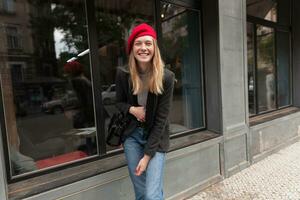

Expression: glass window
xmin=94 ymin=0 xmax=154 ymax=152
xmin=256 ymin=25 xmax=275 ymax=113
xmin=277 ymin=31 xmax=291 ymax=107
xmin=94 ymin=0 xmax=204 ymax=150
xmin=10 ymin=64 xmax=24 ymax=82
xmin=247 ymin=0 xmax=292 ymax=115
xmin=6 ymin=27 xmax=21 ymax=49
xmin=0 ymin=0 xmax=97 ymax=178
xmin=160 ymin=2 xmax=204 ymax=134
xmin=1 ymin=0 xmax=15 ymax=12
xmin=0 ymin=0 xmax=206 ymax=181
xmin=247 ymin=0 xmax=277 ymax=22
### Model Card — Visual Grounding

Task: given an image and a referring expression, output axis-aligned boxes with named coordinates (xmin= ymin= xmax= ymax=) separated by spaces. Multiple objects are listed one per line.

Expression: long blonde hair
xmin=128 ymin=39 xmax=164 ymax=95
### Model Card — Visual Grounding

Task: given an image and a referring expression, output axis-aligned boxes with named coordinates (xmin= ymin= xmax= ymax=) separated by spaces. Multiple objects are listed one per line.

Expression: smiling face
xmin=132 ymin=35 xmax=155 ymax=65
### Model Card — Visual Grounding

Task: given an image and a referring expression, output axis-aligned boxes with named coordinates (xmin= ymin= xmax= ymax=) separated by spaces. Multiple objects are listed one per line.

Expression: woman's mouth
xmin=138 ymin=53 xmax=149 ymax=56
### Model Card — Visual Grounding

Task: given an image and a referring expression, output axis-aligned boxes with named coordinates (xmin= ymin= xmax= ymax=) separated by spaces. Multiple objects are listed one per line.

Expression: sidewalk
xmin=186 ymin=141 xmax=300 ymax=200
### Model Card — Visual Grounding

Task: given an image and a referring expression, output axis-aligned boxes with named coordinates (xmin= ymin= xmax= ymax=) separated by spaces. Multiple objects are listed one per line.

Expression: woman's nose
xmin=140 ymin=43 xmax=147 ymax=50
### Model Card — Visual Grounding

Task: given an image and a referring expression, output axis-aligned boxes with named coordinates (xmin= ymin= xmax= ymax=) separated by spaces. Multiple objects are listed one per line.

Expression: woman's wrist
xmin=129 ymin=106 xmax=135 ymax=115
xmin=143 ymin=154 xmax=151 ymax=162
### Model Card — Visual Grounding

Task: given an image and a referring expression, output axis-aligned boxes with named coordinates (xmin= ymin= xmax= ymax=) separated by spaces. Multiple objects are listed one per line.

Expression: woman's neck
xmin=137 ymin=62 xmax=151 ymax=74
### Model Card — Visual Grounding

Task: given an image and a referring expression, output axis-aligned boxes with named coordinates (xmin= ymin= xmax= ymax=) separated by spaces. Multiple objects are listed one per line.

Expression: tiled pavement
xmin=186 ymin=141 xmax=300 ymax=200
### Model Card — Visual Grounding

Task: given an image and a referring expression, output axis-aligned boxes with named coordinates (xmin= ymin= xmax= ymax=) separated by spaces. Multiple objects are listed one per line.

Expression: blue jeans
xmin=124 ymin=127 xmax=166 ymax=200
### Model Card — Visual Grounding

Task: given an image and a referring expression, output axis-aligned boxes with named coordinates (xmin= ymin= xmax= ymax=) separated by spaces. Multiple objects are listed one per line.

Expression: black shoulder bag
xmin=106 ymin=111 xmax=129 ymax=146
xmin=106 ymin=71 xmax=131 ymax=146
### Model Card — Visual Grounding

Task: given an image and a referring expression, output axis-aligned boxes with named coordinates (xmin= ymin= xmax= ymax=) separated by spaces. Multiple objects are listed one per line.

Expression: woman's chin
xmin=136 ymin=58 xmax=152 ymax=64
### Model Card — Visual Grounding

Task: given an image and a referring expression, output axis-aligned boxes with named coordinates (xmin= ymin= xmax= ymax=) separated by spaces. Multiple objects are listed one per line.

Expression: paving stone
xmin=186 ymin=141 xmax=300 ymax=200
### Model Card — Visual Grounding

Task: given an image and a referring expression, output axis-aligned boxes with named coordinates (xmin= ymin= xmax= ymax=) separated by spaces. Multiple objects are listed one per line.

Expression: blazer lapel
xmin=145 ymin=92 xmax=157 ymax=127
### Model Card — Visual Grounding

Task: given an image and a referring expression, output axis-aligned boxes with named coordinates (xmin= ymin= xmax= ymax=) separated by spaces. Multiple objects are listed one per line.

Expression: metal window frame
xmin=247 ymin=0 xmax=293 ymax=116
xmin=157 ymin=0 xmax=206 ymax=139
xmin=6 ymin=26 xmax=22 ymax=50
xmin=247 ymin=22 xmax=257 ymax=116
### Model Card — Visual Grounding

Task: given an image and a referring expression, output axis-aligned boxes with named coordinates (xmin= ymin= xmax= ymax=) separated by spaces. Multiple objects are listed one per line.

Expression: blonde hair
xmin=128 ymin=39 xmax=164 ymax=95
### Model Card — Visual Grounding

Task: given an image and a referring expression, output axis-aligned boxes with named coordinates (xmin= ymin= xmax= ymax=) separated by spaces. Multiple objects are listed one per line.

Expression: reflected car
xmin=102 ymin=84 xmax=116 ymax=105
xmin=42 ymin=91 xmax=79 ymax=114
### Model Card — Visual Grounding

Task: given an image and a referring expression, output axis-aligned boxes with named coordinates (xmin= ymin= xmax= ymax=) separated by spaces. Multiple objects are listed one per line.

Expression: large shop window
xmin=0 ymin=0 xmax=97 ymax=179
xmin=247 ymin=0 xmax=291 ymax=116
xmin=96 ymin=0 xmax=205 ymax=153
xmin=160 ymin=2 xmax=205 ymax=134
xmin=0 ymin=0 xmax=205 ymax=182
xmin=94 ymin=0 xmax=155 ymax=153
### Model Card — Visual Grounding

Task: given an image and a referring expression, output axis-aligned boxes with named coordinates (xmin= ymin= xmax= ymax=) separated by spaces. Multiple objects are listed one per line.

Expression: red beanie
xmin=127 ymin=23 xmax=157 ymax=54
xmin=63 ymin=61 xmax=83 ymax=75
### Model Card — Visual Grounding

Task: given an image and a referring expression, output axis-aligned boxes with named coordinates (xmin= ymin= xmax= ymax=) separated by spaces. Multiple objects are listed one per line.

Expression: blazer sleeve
xmin=144 ymin=71 xmax=175 ymax=157
xmin=115 ymin=68 xmax=131 ymax=115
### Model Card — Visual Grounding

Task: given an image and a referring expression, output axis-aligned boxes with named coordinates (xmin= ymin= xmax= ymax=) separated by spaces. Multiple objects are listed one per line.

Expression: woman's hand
xmin=129 ymin=106 xmax=145 ymax=122
xmin=135 ymin=155 xmax=151 ymax=176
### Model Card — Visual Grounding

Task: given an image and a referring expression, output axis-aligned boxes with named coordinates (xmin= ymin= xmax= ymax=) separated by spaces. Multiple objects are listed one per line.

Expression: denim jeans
xmin=124 ymin=127 xmax=166 ymax=200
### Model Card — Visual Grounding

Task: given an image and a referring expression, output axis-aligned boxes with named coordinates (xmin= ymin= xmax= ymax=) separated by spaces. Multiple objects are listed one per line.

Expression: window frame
xmin=6 ymin=26 xmax=22 ymax=50
xmin=0 ymin=0 xmax=15 ymax=13
xmin=9 ymin=62 xmax=26 ymax=82
xmin=247 ymin=1 xmax=293 ymax=116
xmin=157 ymin=0 xmax=207 ymax=139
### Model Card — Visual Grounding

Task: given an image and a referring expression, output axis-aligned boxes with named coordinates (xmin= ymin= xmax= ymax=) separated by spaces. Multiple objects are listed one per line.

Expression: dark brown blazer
xmin=115 ymin=67 xmax=175 ymax=157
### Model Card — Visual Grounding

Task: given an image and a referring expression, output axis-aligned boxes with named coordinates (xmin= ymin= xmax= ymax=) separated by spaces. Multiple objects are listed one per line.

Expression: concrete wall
xmin=218 ymin=0 xmax=250 ymax=177
xmin=217 ymin=0 xmax=300 ymax=178
xmin=250 ymin=112 xmax=300 ymax=163
xmin=249 ymin=0 xmax=300 ymax=163
xmin=24 ymin=137 xmax=222 ymax=200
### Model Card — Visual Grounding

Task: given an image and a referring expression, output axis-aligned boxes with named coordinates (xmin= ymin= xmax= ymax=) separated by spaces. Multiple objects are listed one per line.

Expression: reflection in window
xmin=277 ymin=31 xmax=291 ymax=107
xmin=10 ymin=64 xmax=24 ymax=82
xmin=160 ymin=2 xmax=204 ymax=134
xmin=257 ymin=26 xmax=275 ymax=112
xmin=6 ymin=27 xmax=21 ymax=49
xmin=94 ymin=0 xmax=154 ymax=152
xmin=0 ymin=0 xmax=97 ymax=177
xmin=1 ymin=0 xmax=15 ymax=12
xmin=247 ymin=0 xmax=277 ymax=22
xmin=247 ymin=0 xmax=291 ymax=115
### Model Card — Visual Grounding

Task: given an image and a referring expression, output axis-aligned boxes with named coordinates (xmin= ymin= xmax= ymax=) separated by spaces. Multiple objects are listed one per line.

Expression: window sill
xmin=249 ymin=107 xmax=300 ymax=127
xmin=8 ymin=131 xmax=220 ymax=199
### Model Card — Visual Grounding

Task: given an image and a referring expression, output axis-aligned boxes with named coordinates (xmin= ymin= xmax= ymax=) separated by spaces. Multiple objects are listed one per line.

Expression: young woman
xmin=115 ymin=23 xmax=175 ymax=200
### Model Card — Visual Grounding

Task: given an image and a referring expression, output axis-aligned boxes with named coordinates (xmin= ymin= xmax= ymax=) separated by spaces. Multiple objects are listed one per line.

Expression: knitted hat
xmin=127 ymin=23 xmax=157 ymax=54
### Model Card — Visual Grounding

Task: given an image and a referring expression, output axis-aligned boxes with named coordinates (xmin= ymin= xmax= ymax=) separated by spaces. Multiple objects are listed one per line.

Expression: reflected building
xmin=0 ymin=0 xmax=35 ymax=150
xmin=0 ymin=0 xmax=97 ymax=177
xmin=0 ymin=0 xmax=65 ymax=118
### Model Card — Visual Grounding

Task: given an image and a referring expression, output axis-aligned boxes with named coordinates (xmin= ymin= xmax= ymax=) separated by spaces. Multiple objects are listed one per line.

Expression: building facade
xmin=0 ymin=0 xmax=300 ymax=199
